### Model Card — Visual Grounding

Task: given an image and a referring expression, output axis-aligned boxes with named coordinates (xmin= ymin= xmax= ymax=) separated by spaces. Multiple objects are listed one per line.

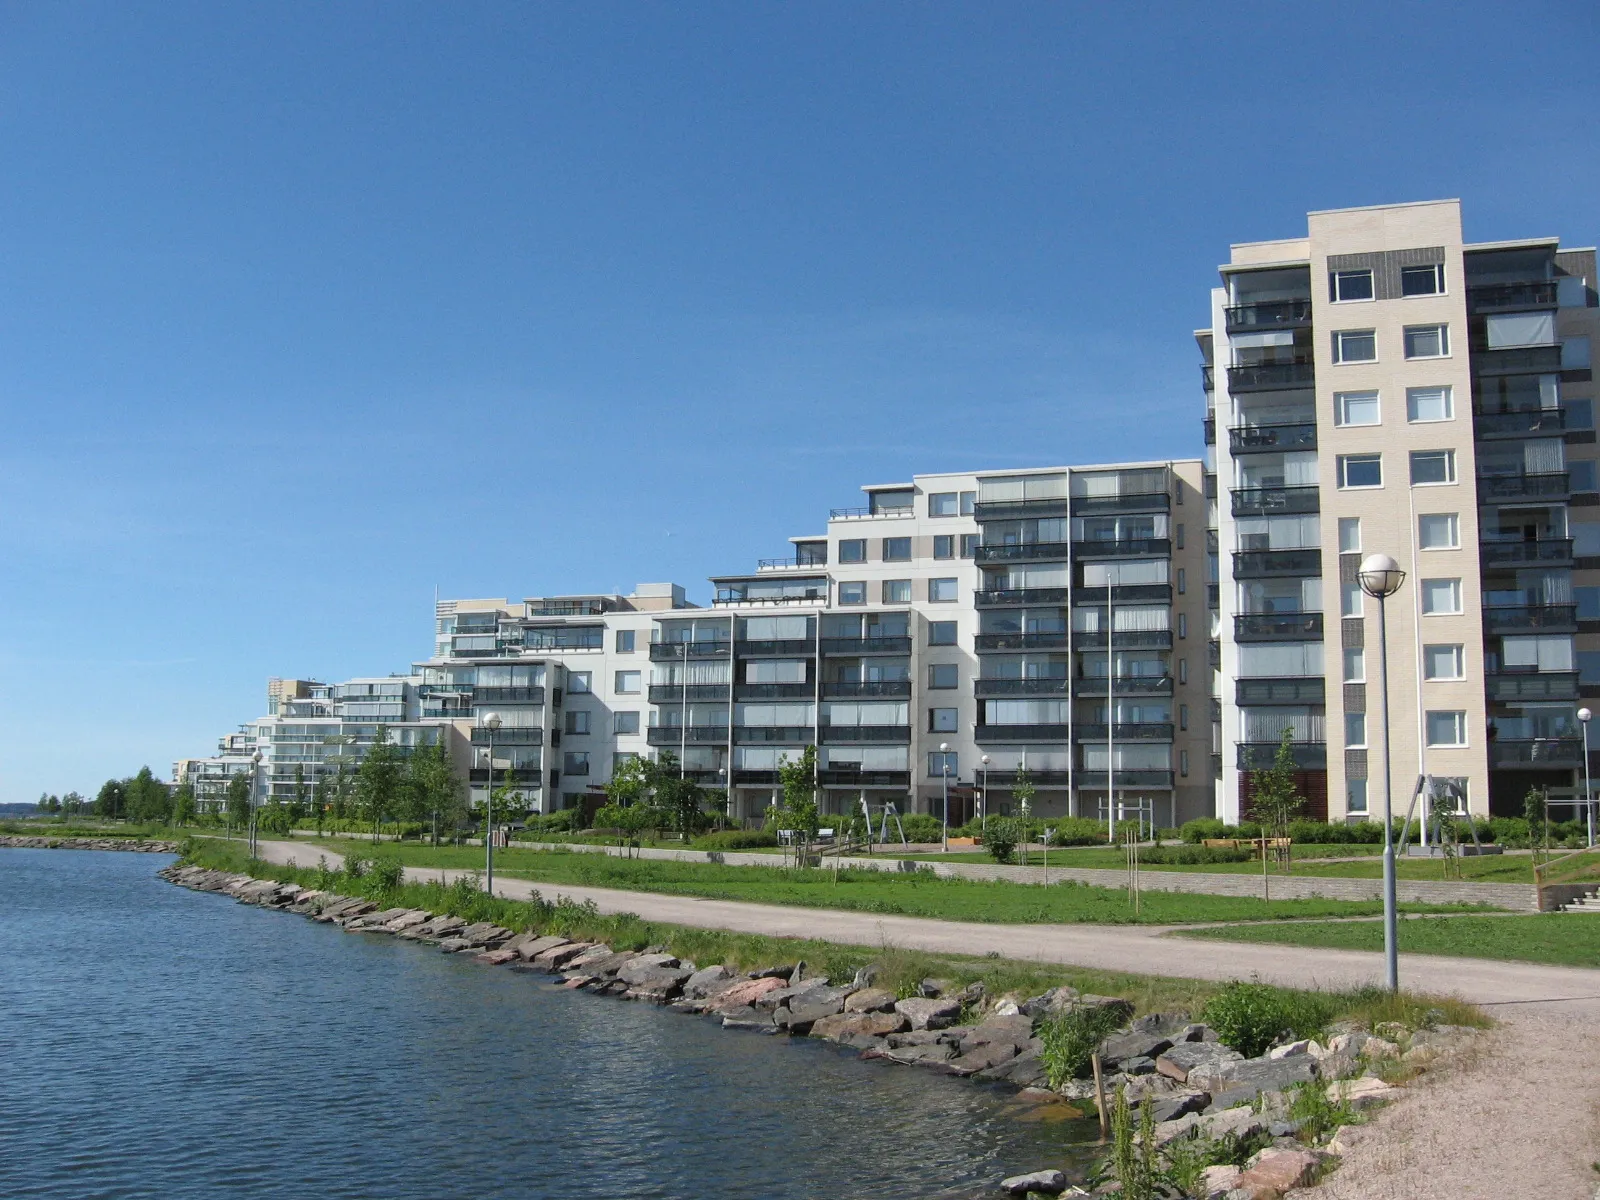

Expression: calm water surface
xmin=0 ymin=849 xmax=1098 ymax=1199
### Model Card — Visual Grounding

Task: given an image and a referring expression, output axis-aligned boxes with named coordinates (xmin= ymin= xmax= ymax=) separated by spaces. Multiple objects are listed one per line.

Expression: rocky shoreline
xmin=2 ymin=835 xmax=180 ymax=853
xmin=160 ymin=862 xmax=1483 ymax=1200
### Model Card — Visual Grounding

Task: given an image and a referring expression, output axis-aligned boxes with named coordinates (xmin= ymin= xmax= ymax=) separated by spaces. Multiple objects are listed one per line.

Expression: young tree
xmin=171 ymin=783 xmax=197 ymax=827
xmin=95 ymin=778 xmax=126 ymax=821
xmin=224 ymin=772 xmax=252 ymax=836
xmin=61 ymin=791 xmax=83 ymax=817
xmin=406 ymin=739 xmax=464 ymax=845
xmin=1011 ymin=766 xmax=1036 ymax=863
xmin=1249 ymin=728 xmax=1305 ymax=869
xmin=125 ymin=767 xmax=171 ymax=824
xmin=775 ymin=746 xmax=820 ymax=864
xmin=655 ymin=771 xmax=705 ymax=842
xmin=311 ymin=772 xmax=330 ymax=833
xmin=355 ymin=728 xmax=403 ymax=842
xmin=1524 ymin=786 xmax=1549 ymax=866
xmin=36 ymin=792 xmax=53 ymax=815
xmin=605 ymin=754 xmax=654 ymax=807
xmin=289 ymin=764 xmax=309 ymax=826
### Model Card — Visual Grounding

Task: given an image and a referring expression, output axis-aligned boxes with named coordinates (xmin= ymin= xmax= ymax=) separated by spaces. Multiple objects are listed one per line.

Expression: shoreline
xmin=0 ymin=835 xmax=180 ymax=853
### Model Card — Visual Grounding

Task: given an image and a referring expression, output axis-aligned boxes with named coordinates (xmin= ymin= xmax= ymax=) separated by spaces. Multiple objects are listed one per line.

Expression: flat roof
xmin=1464 ymin=237 xmax=1561 ymax=252
xmin=1306 ymin=197 xmax=1460 ymax=217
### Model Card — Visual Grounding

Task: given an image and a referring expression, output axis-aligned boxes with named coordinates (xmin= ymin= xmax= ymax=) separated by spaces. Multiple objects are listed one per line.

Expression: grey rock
xmin=437 ymin=937 xmax=472 ymax=953
xmin=852 ymin=963 xmax=882 ymax=988
xmin=881 ymin=1041 xmax=958 ymax=1068
xmin=513 ymin=934 xmax=569 ymax=961
xmin=683 ymin=964 xmax=737 ymax=1000
xmin=894 ymin=996 xmax=962 ymax=1031
xmin=918 ymin=977 xmax=953 ymax=998
xmin=1100 ymin=1029 xmax=1175 ymax=1069
xmin=1204 ymin=1085 xmax=1263 ymax=1112
xmin=778 ymin=987 xmax=851 ymax=1030
xmin=944 ymin=1040 xmax=1020 ymax=1076
xmin=843 ymin=987 xmax=897 ymax=1013
xmin=1120 ymin=1056 xmax=1157 ymax=1075
xmin=562 ymin=944 xmax=618 ymax=972
xmin=999 ymin=1168 xmax=1068 ymax=1196
xmin=809 ymin=1011 xmax=908 ymax=1042
xmin=1178 ymin=1023 xmax=1218 ymax=1043
xmin=720 ymin=1006 xmax=777 ymax=1032
xmin=617 ymin=961 xmax=693 ymax=1001
xmin=1191 ymin=1054 xmax=1319 ymax=1096
xmin=1146 ymin=1092 xmax=1209 ymax=1123
xmin=1155 ymin=1042 xmax=1244 ymax=1083
xmin=973 ymin=1048 xmax=1049 ymax=1089
xmin=1196 ymin=1105 xmax=1268 ymax=1144
xmin=1020 ymin=986 xmax=1080 ymax=1017
xmin=1267 ymin=1120 xmax=1302 ymax=1138
xmin=886 ymin=1030 xmax=945 ymax=1048
xmin=961 ymin=1014 xmax=1036 ymax=1049
xmin=749 ymin=963 xmax=795 ymax=980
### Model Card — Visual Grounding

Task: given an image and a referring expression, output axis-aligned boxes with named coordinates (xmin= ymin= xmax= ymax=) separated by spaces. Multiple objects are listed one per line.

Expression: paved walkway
xmin=254 ymin=840 xmax=1600 ymax=1014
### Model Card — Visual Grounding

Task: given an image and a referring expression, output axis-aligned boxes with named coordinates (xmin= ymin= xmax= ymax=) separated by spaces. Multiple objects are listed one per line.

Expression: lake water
xmin=0 ymin=849 xmax=1098 ymax=1199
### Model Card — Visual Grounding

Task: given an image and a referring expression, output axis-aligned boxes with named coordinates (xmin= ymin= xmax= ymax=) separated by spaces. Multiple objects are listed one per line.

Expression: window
xmin=567 ymin=671 xmax=592 ymax=694
xmin=1332 ymin=329 xmax=1377 ymax=362
xmin=928 ymin=621 xmax=958 ymax=646
xmin=1580 ymin=651 xmax=1600 ymax=686
xmin=614 ymin=670 xmax=642 ymax=694
xmin=562 ymin=751 xmax=590 ymax=776
xmin=1348 ymin=778 xmax=1369 ymax=814
xmin=1331 ymin=269 xmax=1374 ymax=302
xmin=1565 ymin=336 xmax=1592 ymax=369
xmin=839 ymin=539 xmax=866 ymax=563
xmin=1345 ymin=712 xmax=1367 ymax=748
xmin=1343 ymin=647 xmax=1364 ymax=682
xmin=564 ymin=710 xmax=591 ymax=735
xmin=1176 ymin=568 xmax=1186 ymax=594
xmin=1341 ymin=582 xmax=1362 ymax=617
xmin=1487 ymin=312 xmax=1556 ymax=349
xmin=1338 ymin=454 xmax=1382 ymax=489
xmin=1410 ymin=450 xmax=1456 ymax=485
xmin=882 ymin=537 xmax=912 ymax=562
xmin=838 ymin=581 xmax=866 ymax=605
xmin=1423 ymin=644 xmax=1465 ymax=680
xmin=1401 ymin=263 xmax=1445 ymax=296
xmin=882 ymin=579 xmax=911 ymax=604
xmin=1338 ymin=517 xmax=1361 ymax=554
xmin=929 ymin=577 xmax=958 ymax=603
xmin=1403 ymin=324 xmax=1449 ymax=359
xmin=1425 ymin=711 xmax=1467 ymax=747
xmin=1179 ymin=704 xmax=1189 ymax=731
xmin=613 ymin=711 xmax=640 ymax=736
xmin=1418 ymin=513 xmax=1460 ymax=549
xmin=1175 ymin=523 xmax=1185 ymax=550
xmin=1177 ymin=612 xmax=1188 ymax=639
xmin=928 ymin=750 xmax=959 ymax=777
xmin=1178 ymin=658 xmax=1188 ymax=684
xmin=1334 ymin=390 xmax=1381 ymax=426
xmin=929 ymin=492 xmax=958 ymax=517
xmin=959 ymin=533 xmax=979 ymax=559
xmin=1572 ymin=461 xmax=1599 ymax=494
xmin=933 ymin=534 xmax=954 ymax=560
xmin=1180 ymin=749 xmax=1189 ymax=777
xmin=1576 ymin=586 xmax=1600 ymax=621
xmin=929 ymin=708 xmax=959 ymax=733
xmin=1406 ymin=386 xmax=1453 ymax=423
xmin=928 ymin=663 xmax=959 ymax=689
xmin=615 ymin=629 xmax=636 ymax=653
xmin=1421 ymin=578 xmax=1463 ymax=615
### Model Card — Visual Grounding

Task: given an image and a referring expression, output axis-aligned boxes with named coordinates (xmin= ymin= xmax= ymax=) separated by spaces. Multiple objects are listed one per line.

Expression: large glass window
xmin=1332 ymin=329 xmax=1377 ymax=362
xmin=1425 ymin=711 xmax=1467 ymax=747
xmin=929 ymin=577 xmax=959 ymax=603
xmin=838 ymin=582 xmax=866 ymax=605
xmin=1338 ymin=454 xmax=1382 ymax=489
xmin=1406 ymin=386 xmax=1453 ymax=423
xmin=614 ymin=670 xmax=642 ymax=694
xmin=1418 ymin=513 xmax=1459 ymax=549
xmin=928 ymin=663 xmax=959 ymax=689
xmin=1334 ymin=390 xmax=1380 ymax=426
xmin=1338 ymin=517 xmax=1361 ymax=553
xmin=838 ymin=539 xmax=867 ymax=563
xmin=1421 ymin=578 xmax=1462 ymax=615
xmin=1410 ymin=450 xmax=1456 ymax=485
xmin=928 ymin=621 xmax=958 ymax=645
xmin=882 ymin=537 xmax=912 ymax=562
xmin=1423 ymin=644 xmax=1464 ymax=680
xmin=929 ymin=707 xmax=959 ymax=732
xmin=1331 ymin=269 xmax=1375 ymax=301
xmin=1403 ymin=325 xmax=1449 ymax=359
xmin=1345 ymin=712 xmax=1367 ymax=748
xmin=613 ymin=711 xmax=640 ymax=736
xmin=929 ymin=492 xmax=958 ymax=517
xmin=882 ymin=579 xmax=912 ymax=604
xmin=933 ymin=534 xmax=955 ymax=560
xmin=1400 ymin=263 xmax=1445 ymax=296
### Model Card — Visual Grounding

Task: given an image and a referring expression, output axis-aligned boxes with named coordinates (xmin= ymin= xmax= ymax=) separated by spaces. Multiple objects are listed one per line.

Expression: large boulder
xmin=961 ymin=1014 xmax=1036 ymax=1049
xmin=1156 ymin=1042 xmax=1244 ymax=1084
xmin=1099 ymin=1029 xmax=1175 ymax=1070
xmin=843 ymin=987 xmax=897 ymax=1013
xmin=894 ymin=996 xmax=962 ymax=1031
xmin=617 ymin=959 xmax=692 ymax=1001
xmin=709 ymin=976 xmax=788 ymax=1013
xmin=998 ymin=1168 xmax=1068 ymax=1196
xmin=810 ymin=1011 xmax=909 ymax=1043
xmin=1326 ymin=1077 xmax=1398 ymax=1111
xmin=1235 ymin=1148 xmax=1322 ymax=1194
xmin=1190 ymin=1054 xmax=1319 ymax=1096
xmin=777 ymin=987 xmax=851 ymax=1031
xmin=514 ymin=935 xmax=570 ymax=961
xmin=972 ymin=1048 xmax=1049 ymax=1089
xmin=562 ymin=944 xmax=619 ymax=971
xmin=945 ymin=1040 xmax=1019 ymax=1077
xmin=533 ymin=941 xmax=595 ymax=969
xmin=720 ymin=1007 xmax=779 ymax=1033
xmin=683 ymin=965 xmax=737 ymax=1000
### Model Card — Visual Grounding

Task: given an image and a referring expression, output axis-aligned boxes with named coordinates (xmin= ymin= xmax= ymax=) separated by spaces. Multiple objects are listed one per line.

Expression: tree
xmin=1248 ymin=728 xmax=1305 ymax=869
xmin=774 ymin=746 xmax=820 ymax=864
xmin=1524 ymin=786 xmax=1549 ymax=866
xmin=95 ymin=779 xmax=126 ymax=821
xmin=355 ymin=728 xmax=403 ymax=842
xmin=605 ymin=754 xmax=654 ymax=807
xmin=171 ymin=783 xmax=197 ymax=827
xmin=36 ymin=792 xmax=52 ymax=815
xmin=406 ymin=739 xmax=464 ymax=845
xmin=61 ymin=791 xmax=84 ymax=817
xmin=655 ymin=771 xmax=705 ymax=842
xmin=124 ymin=767 xmax=171 ymax=824
xmin=1011 ymin=766 xmax=1036 ymax=862
xmin=224 ymin=772 xmax=252 ymax=836
xmin=289 ymin=764 xmax=309 ymax=826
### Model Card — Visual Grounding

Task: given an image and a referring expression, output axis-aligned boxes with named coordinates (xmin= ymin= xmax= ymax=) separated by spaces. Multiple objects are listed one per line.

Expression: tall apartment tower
xmin=1203 ymin=200 xmax=1599 ymax=823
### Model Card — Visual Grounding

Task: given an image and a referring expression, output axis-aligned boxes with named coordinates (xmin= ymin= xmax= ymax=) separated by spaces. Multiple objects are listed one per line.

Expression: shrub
xmin=1180 ymin=818 xmax=1227 ymax=844
xmin=1288 ymin=1079 xmax=1355 ymax=1141
xmin=982 ymin=817 xmax=1023 ymax=864
xmin=1053 ymin=816 xmax=1108 ymax=845
xmin=1139 ymin=845 xmax=1254 ymax=865
xmin=898 ymin=813 xmax=943 ymax=843
xmin=1200 ymin=981 xmax=1334 ymax=1057
xmin=369 ymin=855 xmax=404 ymax=893
xmin=1038 ymin=1003 xmax=1129 ymax=1086
xmin=692 ymin=829 xmax=779 ymax=851
xmin=343 ymin=852 xmax=371 ymax=879
xmin=1155 ymin=826 xmax=1181 ymax=843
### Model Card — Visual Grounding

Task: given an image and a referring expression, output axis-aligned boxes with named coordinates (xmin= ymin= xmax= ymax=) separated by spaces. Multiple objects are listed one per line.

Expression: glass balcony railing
xmin=1226 ymin=362 xmax=1315 ymax=392
xmin=1228 ymin=423 xmax=1317 ymax=454
xmin=1482 ymin=605 xmax=1578 ymax=633
xmin=1231 ymin=486 xmax=1319 ymax=517
xmin=1479 ymin=539 xmax=1573 ymax=566
xmin=1468 ymin=280 xmax=1559 ymax=313
xmin=1235 ymin=612 xmax=1324 ymax=640
xmin=1233 ymin=548 xmax=1322 ymax=577
xmin=1224 ymin=298 xmax=1313 ymax=332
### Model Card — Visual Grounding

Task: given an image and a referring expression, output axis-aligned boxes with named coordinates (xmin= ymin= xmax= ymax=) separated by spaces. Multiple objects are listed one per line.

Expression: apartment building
xmin=1203 ymin=199 xmax=1599 ymax=823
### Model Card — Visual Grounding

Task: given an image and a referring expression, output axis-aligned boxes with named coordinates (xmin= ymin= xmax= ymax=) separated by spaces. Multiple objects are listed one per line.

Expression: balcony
xmin=820 ymin=636 xmax=912 ymax=656
xmin=973 ymin=498 xmax=1070 ymax=521
xmin=734 ymin=682 xmax=817 ymax=700
xmin=1477 ymin=473 xmax=1569 ymax=501
xmin=732 ymin=769 xmax=780 ymax=785
xmin=1483 ymin=604 xmax=1577 ymax=634
xmin=819 ymin=725 xmax=912 ymax=744
xmin=1227 ymin=362 xmax=1315 ymax=392
xmin=1202 ymin=364 xmax=1214 ymax=392
xmin=976 ymin=631 xmax=1070 ymax=651
xmin=817 ymin=769 xmax=911 ymax=787
xmin=471 ymin=686 xmax=546 ymax=705
xmin=1237 ymin=742 xmax=1327 ymax=770
xmin=1235 ymin=612 xmax=1324 ymax=641
xmin=1072 ymin=676 xmax=1173 ymax=696
xmin=1071 ymin=537 xmax=1172 ymax=559
xmin=1489 ymin=738 xmax=1584 ymax=768
xmin=1203 ymin=415 xmax=1215 ymax=445
xmin=830 ymin=505 xmax=913 ymax=519
xmin=975 ymin=541 xmax=1072 ymax=563
xmin=1228 ymin=422 xmax=1317 ymax=454
xmin=1485 ymin=671 xmax=1580 ymax=701
xmin=733 ymin=726 xmax=816 ymax=744
xmin=976 ymin=724 xmax=1069 ymax=742
xmin=821 ymin=680 xmax=911 ymax=698
xmin=1233 ymin=548 xmax=1322 ymax=578
xmin=1474 ymin=345 xmax=1563 ymax=376
xmin=649 ymin=641 xmax=731 ymax=661
xmin=1073 ymin=723 xmax=1175 ymax=741
xmin=1235 ymin=677 xmax=1326 ymax=705
xmin=469 ymin=727 xmax=543 ymax=745
xmin=649 ymin=683 xmax=730 ymax=703
xmin=735 ymin=638 xmax=817 ymax=657
xmin=1074 ymin=583 xmax=1174 ymax=605
xmin=1082 ymin=769 xmax=1175 ymax=789
xmin=757 ymin=555 xmax=828 ymax=571
xmin=975 ymin=677 xmax=1069 ymax=697
xmin=1224 ymin=298 xmax=1313 ymax=333
xmin=1070 ymin=492 xmax=1171 ymax=516
xmin=1469 ymin=280 xmax=1560 ymax=313
xmin=1480 ymin=538 xmax=1573 ymax=567
xmin=646 ymin=726 xmax=729 ymax=746
xmin=1474 ymin=407 xmax=1568 ymax=439
xmin=1231 ymin=486 xmax=1320 ymax=517
xmin=981 ymin=769 xmax=1071 ymax=786
xmin=1074 ymin=629 xmax=1174 ymax=649
xmin=976 ymin=586 xmax=1071 ymax=608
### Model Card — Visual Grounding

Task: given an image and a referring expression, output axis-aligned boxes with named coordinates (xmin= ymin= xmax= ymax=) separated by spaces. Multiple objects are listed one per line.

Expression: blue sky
xmin=2 ymin=1 xmax=1596 ymax=803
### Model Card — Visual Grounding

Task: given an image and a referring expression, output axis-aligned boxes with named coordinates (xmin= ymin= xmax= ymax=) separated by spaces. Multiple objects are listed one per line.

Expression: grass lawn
xmin=277 ymin=836 xmax=1496 ymax=926
xmin=1174 ymin=914 xmax=1600 ymax=968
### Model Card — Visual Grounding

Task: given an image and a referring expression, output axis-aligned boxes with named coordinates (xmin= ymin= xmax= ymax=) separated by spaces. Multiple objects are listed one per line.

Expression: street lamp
xmin=249 ymin=751 xmax=262 ymax=860
xmin=1359 ymin=553 xmax=1406 ymax=993
xmin=482 ymin=712 xmax=502 ymax=895
xmin=939 ymin=742 xmax=951 ymax=852
xmin=980 ymin=754 xmax=990 ymax=826
xmin=1579 ymin=708 xmax=1594 ymax=849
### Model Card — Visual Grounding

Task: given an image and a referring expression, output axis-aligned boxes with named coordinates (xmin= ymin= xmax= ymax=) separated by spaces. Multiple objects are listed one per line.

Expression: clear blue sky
xmin=2 ymin=1 xmax=1596 ymax=804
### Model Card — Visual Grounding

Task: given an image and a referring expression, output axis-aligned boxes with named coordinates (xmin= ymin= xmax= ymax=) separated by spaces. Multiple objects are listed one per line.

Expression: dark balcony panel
xmin=1477 ymin=473 xmax=1569 ymax=501
xmin=975 ymin=632 xmax=1070 ymax=651
xmin=820 ymin=636 xmax=913 ymax=656
xmin=817 ymin=769 xmax=910 ymax=787
xmin=467 ymin=768 xmax=541 ymax=785
xmin=1474 ymin=407 xmax=1568 ymax=438
xmin=972 ymin=498 xmax=1070 ymax=522
xmin=1227 ymin=362 xmax=1315 ymax=392
xmin=819 ymin=725 xmax=912 ymax=744
xmin=1237 ymin=742 xmax=1327 ymax=770
xmin=982 ymin=769 xmax=1072 ymax=786
xmin=1073 ymin=584 xmax=1174 ymax=605
xmin=649 ymin=641 xmax=731 ymax=661
xmin=1072 ymin=676 xmax=1174 ymax=696
xmin=976 ymin=724 xmax=1069 ymax=742
xmin=733 ymin=726 xmax=816 ymax=744
xmin=646 ymin=726 xmax=730 ymax=746
xmin=1235 ymin=677 xmax=1326 ymax=705
xmin=976 ymin=587 xmax=1071 ymax=608
xmin=821 ymin=680 xmax=911 ymax=698
xmin=1074 ymin=629 xmax=1174 ymax=649
xmin=1231 ymin=486 xmax=1320 ymax=518
xmin=1480 ymin=538 xmax=1573 ymax=566
xmin=1201 ymin=364 xmax=1214 ymax=392
xmin=733 ymin=769 xmax=780 ymax=785
xmin=1233 ymin=548 xmax=1322 ymax=578
xmin=1474 ymin=345 xmax=1563 ymax=376
xmin=470 ymin=686 xmax=547 ymax=705
xmin=1091 ymin=769 xmax=1176 ymax=789
xmin=1203 ymin=415 xmax=1216 ymax=445
xmin=1224 ymin=298 xmax=1314 ymax=333
xmin=735 ymin=638 xmax=817 ymax=657
xmin=975 ymin=541 xmax=1073 ymax=563
xmin=1207 ymin=583 xmax=1221 ymax=608
xmin=1485 ymin=671 xmax=1580 ymax=701
xmin=734 ymin=682 xmax=818 ymax=700
xmin=1073 ymin=723 xmax=1175 ymax=742
xmin=975 ymin=677 xmax=1070 ymax=697
xmin=1469 ymin=280 xmax=1560 ymax=313
xmin=1228 ymin=423 xmax=1318 ymax=454
xmin=469 ymin=727 xmax=543 ymax=745
xmin=1235 ymin=612 xmax=1325 ymax=640
xmin=1071 ymin=538 xmax=1173 ymax=559
xmin=650 ymin=683 xmax=731 ymax=703
xmin=1489 ymin=738 xmax=1583 ymax=768
xmin=1070 ymin=492 xmax=1172 ymax=516
xmin=1483 ymin=604 xmax=1578 ymax=634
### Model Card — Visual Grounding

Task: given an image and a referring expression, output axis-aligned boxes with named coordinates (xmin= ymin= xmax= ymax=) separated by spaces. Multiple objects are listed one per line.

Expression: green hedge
xmin=692 ymin=829 xmax=779 ymax=851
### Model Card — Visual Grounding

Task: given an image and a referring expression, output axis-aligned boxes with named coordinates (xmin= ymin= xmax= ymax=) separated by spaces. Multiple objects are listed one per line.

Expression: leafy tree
xmin=289 ymin=764 xmax=309 ymax=826
xmin=604 ymin=754 xmax=654 ymax=807
xmin=224 ymin=773 xmax=252 ymax=836
xmin=37 ymin=792 xmax=57 ymax=815
xmin=124 ymin=767 xmax=171 ymax=824
xmin=95 ymin=779 xmax=126 ymax=821
xmin=61 ymin=791 xmax=84 ymax=817
xmin=171 ymin=783 xmax=197 ymax=827
xmin=1012 ymin=766 xmax=1036 ymax=860
xmin=655 ymin=771 xmax=706 ymax=842
xmin=982 ymin=815 xmax=1022 ymax=864
xmin=406 ymin=739 xmax=464 ymax=844
xmin=1248 ymin=729 xmax=1305 ymax=865
xmin=355 ymin=728 xmax=403 ymax=842
xmin=774 ymin=746 xmax=820 ymax=863
xmin=259 ymin=798 xmax=291 ymax=835
xmin=1524 ymin=786 xmax=1549 ymax=866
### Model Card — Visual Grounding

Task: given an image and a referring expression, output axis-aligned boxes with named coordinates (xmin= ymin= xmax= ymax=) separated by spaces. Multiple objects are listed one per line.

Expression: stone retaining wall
xmin=0 ymin=835 xmax=180 ymax=853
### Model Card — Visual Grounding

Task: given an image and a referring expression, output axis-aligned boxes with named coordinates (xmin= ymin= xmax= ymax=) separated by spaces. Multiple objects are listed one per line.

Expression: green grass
xmin=0 ymin=819 xmax=184 ymax=839
xmin=1175 ymin=914 xmax=1600 ymax=967
xmin=273 ymin=836 xmax=1496 ymax=926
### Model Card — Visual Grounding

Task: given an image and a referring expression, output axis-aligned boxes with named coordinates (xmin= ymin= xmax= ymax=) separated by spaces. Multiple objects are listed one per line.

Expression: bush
xmin=898 ymin=813 xmax=943 ymax=844
xmin=1200 ymin=981 xmax=1333 ymax=1057
xmin=343 ymin=852 xmax=371 ymax=879
xmin=368 ymin=855 xmax=404 ymax=893
xmin=692 ymin=829 xmax=779 ymax=851
xmin=1139 ymin=845 xmax=1254 ymax=865
xmin=1155 ymin=827 xmax=1181 ymax=843
xmin=1053 ymin=816 xmax=1108 ymax=846
xmin=982 ymin=817 xmax=1023 ymax=864
xmin=1039 ymin=1003 xmax=1130 ymax=1086
xmin=1180 ymin=818 xmax=1226 ymax=844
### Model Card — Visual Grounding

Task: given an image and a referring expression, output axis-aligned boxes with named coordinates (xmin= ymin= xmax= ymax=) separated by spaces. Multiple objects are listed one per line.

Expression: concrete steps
xmin=1560 ymin=888 xmax=1600 ymax=912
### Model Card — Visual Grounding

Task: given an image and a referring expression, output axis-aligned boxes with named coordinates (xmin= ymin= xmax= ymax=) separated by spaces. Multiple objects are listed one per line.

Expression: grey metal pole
xmin=1376 ymin=594 xmax=1399 ymax=992
xmin=941 ymin=759 xmax=950 ymax=852
xmin=1582 ymin=713 xmax=1594 ymax=850
xmin=1107 ymin=573 xmax=1115 ymax=842
xmin=485 ymin=743 xmax=494 ymax=897
xmin=680 ymin=641 xmax=689 ymax=778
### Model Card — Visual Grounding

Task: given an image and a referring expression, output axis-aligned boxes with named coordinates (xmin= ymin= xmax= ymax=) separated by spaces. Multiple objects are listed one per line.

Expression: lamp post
xmin=939 ymin=742 xmax=951 ymax=852
xmin=482 ymin=712 xmax=502 ymax=895
xmin=1580 ymin=708 xmax=1594 ymax=850
xmin=249 ymin=751 xmax=262 ymax=859
xmin=980 ymin=754 xmax=990 ymax=826
xmin=1359 ymin=553 xmax=1406 ymax=993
